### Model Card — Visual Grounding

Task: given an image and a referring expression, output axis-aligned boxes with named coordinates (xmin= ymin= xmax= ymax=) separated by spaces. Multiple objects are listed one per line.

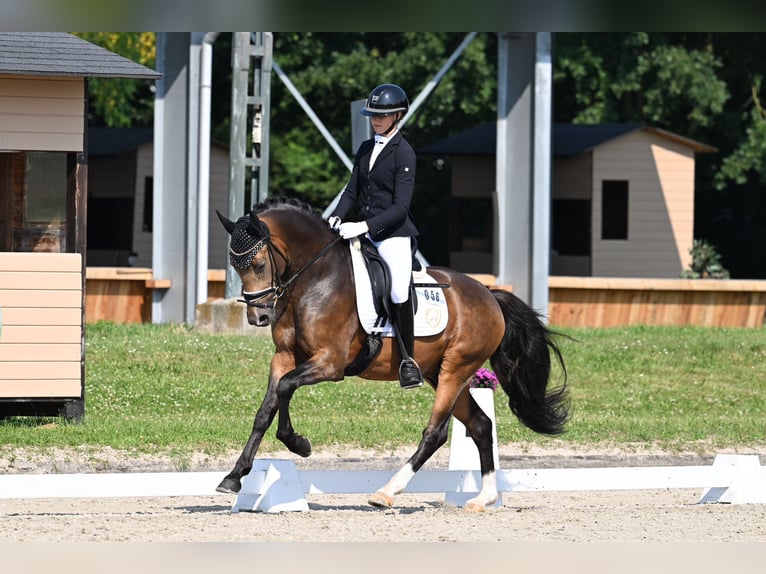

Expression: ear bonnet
xmin=229 ymin=215 xmax=270 ymax=269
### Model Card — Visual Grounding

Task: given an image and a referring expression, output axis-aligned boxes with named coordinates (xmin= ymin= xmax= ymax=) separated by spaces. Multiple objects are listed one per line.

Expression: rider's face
xmin=370 ymin=112 xmax=397 ymax=135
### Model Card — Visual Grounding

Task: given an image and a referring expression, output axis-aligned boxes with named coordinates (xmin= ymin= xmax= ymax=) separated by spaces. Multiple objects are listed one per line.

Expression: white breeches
xmin=371 ymin=235 xmax=412 ymax=303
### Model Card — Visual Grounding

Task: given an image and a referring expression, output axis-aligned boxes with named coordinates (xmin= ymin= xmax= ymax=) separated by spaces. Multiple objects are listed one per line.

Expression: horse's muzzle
xmin=248 ymin=311 xmax=271 ymax=327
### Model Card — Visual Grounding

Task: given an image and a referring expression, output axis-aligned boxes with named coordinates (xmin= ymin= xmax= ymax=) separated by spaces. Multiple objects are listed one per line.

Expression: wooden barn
xmin=0 ymin=32 xmax=159 ymax=418
xmin=87 ymin=127 xmax=231 ymax=271
xmin=421 ymin=123 xmax=716 ymax=278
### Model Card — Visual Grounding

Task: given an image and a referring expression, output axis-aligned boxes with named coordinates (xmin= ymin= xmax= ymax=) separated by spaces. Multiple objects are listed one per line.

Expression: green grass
xmin=1 ymin=322 xmax=764 ymax=457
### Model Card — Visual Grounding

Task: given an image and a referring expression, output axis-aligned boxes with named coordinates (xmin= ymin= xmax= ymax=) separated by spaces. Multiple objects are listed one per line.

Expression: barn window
xmin=601 ymin=180 xmax=628 ymax=240
xmin=552 ymin=199 xmax=591 ymax=255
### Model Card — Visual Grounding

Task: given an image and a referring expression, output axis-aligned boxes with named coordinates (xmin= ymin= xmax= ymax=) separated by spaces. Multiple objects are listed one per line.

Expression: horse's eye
xmin=253 ymin=261 xmax=267 ymax=275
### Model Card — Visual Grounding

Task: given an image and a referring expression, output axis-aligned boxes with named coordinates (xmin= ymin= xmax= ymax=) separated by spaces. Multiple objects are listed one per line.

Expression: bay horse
xmin=216 ymin=196 xmax=569 ymax=512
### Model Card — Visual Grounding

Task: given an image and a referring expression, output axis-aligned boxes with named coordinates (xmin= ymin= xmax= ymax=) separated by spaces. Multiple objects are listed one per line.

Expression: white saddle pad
xmin=349 ymin=239 xmax=449 ymax=337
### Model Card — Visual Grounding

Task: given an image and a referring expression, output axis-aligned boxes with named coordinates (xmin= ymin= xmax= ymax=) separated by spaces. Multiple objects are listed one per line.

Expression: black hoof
xmin=216 ymin=476 xmax=242 ymax=494
xmin=277 ymin=431 xmax=312 ymax=457
xmin=289 ymin=435 xmax=312 ymax=457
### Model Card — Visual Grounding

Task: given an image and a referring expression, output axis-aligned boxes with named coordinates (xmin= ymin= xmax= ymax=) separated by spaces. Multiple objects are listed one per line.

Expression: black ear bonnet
xmin=229 ymin=215 xmax=270 ymax=269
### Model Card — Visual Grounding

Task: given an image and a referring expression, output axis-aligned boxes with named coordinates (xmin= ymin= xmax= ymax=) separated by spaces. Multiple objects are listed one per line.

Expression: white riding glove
xmin=338 ymin=221 xmax=369 ymax=239
xmin=327 ymin=216 xmax=342 ymax=231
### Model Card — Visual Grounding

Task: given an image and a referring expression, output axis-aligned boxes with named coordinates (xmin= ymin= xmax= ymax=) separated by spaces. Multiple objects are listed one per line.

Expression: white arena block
xmin=699 ymin=454 xmax=766 ymax=504
xmin=231 ymin=459 xmax=309 ymax=513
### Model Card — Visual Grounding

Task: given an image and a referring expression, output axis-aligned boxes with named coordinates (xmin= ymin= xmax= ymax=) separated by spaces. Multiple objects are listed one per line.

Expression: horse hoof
xmin=368 ymin=492 xmax=394 ymax=509
xmin=463 ymin=501 xmax=486 ymax=513
xmin=216 ymin=477 xmax=242 ymax=494
xmin=291 ymin=435 xmax=312 ymax=458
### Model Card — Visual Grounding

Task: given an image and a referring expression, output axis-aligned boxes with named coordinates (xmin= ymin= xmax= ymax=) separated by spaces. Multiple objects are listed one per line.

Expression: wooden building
xmin=0 ymin=33 xmax=159 ymax=418
xmin=87 ymin=127 xmax=231 ymax=270
xmin=421 ymin=123 xmax=716 ymax=278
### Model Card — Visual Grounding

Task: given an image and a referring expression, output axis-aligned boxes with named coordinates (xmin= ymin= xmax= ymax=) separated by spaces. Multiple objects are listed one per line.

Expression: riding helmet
xmin=361 ymin=83 xmax=409 ymax=116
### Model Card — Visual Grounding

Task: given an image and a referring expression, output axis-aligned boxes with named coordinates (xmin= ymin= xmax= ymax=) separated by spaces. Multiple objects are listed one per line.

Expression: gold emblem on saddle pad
xmin=425 ymin=307 xmax=442 ymax=328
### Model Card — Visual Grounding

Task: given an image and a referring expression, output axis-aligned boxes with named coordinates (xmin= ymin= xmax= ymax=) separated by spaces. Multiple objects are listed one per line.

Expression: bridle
xmin=237 ymin=235 xmax=343 ymax=309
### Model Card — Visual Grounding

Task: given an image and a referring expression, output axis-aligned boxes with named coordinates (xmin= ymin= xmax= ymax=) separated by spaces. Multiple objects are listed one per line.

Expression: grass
xmin=1 ymin=322 xmax=764 ymax=458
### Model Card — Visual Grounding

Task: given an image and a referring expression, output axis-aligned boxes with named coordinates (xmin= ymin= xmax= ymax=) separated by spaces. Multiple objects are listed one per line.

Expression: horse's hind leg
xmin=450 ymin=389 xmax=499 ymax=512
xmin=368 ymin=413 xmax=452 ymax=509
xmin=368 ymin=384 xmax=498 ymax=512
xmin=368 ymin=380 xmax=459 ymax=509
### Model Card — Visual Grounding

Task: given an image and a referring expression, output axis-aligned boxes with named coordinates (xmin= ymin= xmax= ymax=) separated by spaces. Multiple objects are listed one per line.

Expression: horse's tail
xmin=489 ymin=289 xmax=570 ymax=436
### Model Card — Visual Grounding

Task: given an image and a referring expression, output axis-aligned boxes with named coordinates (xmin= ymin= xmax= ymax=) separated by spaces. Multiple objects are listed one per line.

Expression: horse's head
xmin=217 ymin=210 xmax=277 ymax=327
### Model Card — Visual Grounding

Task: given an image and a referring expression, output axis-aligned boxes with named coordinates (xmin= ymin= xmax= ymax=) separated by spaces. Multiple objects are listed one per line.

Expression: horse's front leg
xmin=216 ymin=352 xmax=293 ymax=494
xmin=275 ymin=352 xmax=341 ymax=458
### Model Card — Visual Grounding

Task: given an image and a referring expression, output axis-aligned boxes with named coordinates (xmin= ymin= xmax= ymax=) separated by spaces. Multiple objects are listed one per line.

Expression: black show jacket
xmin=332 ymin=131 xmax=419 ymax=241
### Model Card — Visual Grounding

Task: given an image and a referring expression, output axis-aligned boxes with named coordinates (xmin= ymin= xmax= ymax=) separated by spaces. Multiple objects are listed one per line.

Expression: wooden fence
xmin=83 ymin=269 xmax=766 ymax=329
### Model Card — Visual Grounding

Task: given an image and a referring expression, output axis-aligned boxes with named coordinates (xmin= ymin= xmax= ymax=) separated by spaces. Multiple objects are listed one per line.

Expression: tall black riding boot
xmin=392 ymin=299 xmax=423 ymax=389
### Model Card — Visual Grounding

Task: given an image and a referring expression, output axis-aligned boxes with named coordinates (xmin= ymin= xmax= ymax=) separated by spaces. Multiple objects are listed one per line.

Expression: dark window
xmin=552 ymin=199 xmax=591 ymax=255
xmin=601 ymin=180 xmax=628 ymax=240
xmin=87 ymin=197 xmax=134 ymax=250
xmin=142 ymin=176 xmax=153 ymax=232
xmin=449 ymin=197 xmax=493 ymax=252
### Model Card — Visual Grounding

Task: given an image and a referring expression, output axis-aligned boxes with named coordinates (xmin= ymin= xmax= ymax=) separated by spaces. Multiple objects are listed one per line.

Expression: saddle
xmin=343 ymin=237 xmax=448 ymax=377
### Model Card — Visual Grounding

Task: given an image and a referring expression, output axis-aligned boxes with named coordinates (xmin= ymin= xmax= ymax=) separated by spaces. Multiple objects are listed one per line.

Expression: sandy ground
xmin=1 ymin=443 xmax=766 ymax=545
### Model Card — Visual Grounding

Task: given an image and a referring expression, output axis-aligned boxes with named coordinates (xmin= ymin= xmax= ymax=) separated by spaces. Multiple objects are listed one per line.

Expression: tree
xmin=83 ymin=32 xmax=766 ymax=276
xmin=554 ymin=33 xmax=766 ymax=277
xmin=73 ymin=32 xmax=156 ymax=127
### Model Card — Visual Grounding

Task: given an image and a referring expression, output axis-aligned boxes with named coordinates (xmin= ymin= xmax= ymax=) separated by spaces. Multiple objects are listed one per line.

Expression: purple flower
xmin=470 ymin=368 xmax=498 ymax=391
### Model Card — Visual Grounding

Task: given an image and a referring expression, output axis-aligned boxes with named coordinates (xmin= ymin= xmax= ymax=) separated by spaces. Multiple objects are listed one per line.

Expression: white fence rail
xmin=0 ymin=454 xmax=763 ymax=513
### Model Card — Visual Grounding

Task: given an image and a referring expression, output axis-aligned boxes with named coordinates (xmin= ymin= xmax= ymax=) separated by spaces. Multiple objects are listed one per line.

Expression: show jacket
xmin=331 ymin=131 xmax=419 ymax=241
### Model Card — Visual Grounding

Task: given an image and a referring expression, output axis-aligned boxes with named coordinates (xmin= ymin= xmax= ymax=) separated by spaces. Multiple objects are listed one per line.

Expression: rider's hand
xmin=327 ymin=216 xmax=342 ymax=231
xmin=338 ymin=221 xmax=369 ymax=239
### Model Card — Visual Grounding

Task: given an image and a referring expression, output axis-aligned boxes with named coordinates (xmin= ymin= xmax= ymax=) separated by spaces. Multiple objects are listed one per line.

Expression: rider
xmin=328 ymin=83 xmax=423 ymax=390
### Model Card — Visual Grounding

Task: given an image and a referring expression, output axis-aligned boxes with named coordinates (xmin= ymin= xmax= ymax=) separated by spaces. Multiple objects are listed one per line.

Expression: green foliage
xmin=0 ymin=323 xmax=764 ymax=458
xmin=681 ymin=239 xmax=730 ymax=279
xmin=77 ymin=32 xmax=766 ymax=274
xmin=714 ymin=76 xmax=766 ymax=189
xmin=554 ymin=33 xmax=728 ymax=129
xmin=73 ymin=32 xmax=156 ymax=127
xmin=268 ymin=32 xmax=497 ymax=208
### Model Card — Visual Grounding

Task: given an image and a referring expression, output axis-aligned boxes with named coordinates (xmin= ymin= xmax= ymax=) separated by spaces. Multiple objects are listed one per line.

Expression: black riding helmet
xmin=361 ymin=83 xmax=409 ymax=116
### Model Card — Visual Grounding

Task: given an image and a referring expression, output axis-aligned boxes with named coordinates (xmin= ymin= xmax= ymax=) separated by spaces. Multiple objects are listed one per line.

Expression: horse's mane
xmin=252 ymin=196 xmax=323 ymax=222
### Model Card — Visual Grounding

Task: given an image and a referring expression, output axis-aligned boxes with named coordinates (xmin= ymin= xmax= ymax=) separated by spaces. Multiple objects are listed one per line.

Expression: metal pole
xmin=272 ymin=60 xmax=354 ymax=173
xmin=226 ymin=32 xmax=249 ymax=299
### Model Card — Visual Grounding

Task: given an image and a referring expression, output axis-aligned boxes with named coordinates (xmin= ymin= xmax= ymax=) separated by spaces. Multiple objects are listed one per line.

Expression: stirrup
xmin=399 ymin=358 xmax=423 ymax=389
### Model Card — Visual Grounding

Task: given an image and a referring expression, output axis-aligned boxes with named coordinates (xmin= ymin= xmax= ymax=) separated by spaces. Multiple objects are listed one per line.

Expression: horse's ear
xmin=216 ymin=210 xmax=236 ymax=234
xmin=246 ymin=213 xmax=269 ymax=239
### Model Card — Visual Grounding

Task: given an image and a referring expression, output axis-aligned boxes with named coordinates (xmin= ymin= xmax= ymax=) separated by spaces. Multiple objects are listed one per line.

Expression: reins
xmin=239 ymin=236 xmax=343 ymax=308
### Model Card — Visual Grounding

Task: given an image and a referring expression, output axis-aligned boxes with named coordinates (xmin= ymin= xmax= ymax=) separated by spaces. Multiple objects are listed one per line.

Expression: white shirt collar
xmin=374 ymin=128 xmax=398 ymax=145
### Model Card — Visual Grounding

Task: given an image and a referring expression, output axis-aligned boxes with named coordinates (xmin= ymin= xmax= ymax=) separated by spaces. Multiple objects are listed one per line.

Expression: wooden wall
xmin=83 ymin=269 xmax=766 ymax=329
xmin=85 ymin=267 xmax=170 ymax=324
xmin=591 ymin=131 xmax=694 ymax=278
xmin=0 ymin=252 xmax=82 ymax=398
xmin=0 ymin=75 xmax=84 ymax=152
xmin=546 ymin=276 xmax=766 ymax=328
